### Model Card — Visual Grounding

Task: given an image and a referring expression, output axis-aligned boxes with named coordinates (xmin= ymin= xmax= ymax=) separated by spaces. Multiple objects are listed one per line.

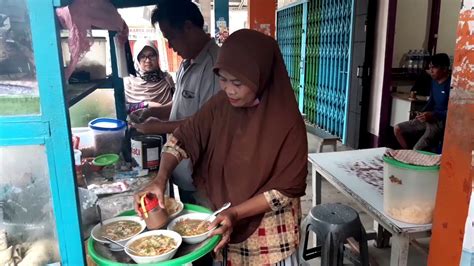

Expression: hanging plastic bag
xmin=56 ymin=0 xmax=129 ymax=80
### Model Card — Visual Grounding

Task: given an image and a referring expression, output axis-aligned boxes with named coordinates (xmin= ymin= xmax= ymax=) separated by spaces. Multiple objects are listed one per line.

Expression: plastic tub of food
xmin=88 ymin=118 xmax=126 ymax=156
xmin=383 ymin=153 xmax=440 ymax=224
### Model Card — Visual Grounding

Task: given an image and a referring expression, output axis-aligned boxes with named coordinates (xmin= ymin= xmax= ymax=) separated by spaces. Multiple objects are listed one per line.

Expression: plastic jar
xmin=383 ymin=154 xmax=440 ymax=224
xmin=88 ymin=118 xmax=126 ymax=156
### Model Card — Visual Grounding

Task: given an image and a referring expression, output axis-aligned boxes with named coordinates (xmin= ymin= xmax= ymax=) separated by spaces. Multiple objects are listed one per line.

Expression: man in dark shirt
xmin=394 ymin=53 xmax=451 ymax=152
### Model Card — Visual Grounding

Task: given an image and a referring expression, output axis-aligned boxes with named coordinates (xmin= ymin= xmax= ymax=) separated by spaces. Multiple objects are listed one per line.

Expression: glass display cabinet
xmin=0 ymin=0 xmax=156 ymax=264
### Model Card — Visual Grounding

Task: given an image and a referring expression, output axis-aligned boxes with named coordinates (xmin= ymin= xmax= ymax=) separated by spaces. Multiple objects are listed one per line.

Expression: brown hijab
xmin=173 ymin=29 xmax=308 ymax=243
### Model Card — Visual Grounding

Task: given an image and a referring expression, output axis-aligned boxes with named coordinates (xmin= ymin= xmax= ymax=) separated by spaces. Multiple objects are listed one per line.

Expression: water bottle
xmin=412 ymin=49 xmax=419 ymax=73
xmin=412 ymin=50 xmax=418 ymax=72
xmin=407 ymin=50 xmax=414 ymax=73
xmin=423 ymin=50 xmax=430 ymax=69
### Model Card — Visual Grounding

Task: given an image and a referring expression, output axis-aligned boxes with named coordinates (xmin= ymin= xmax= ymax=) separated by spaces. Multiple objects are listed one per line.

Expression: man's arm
xmin=131 ymin=117 xmax=188 ymax=135
xmin=421 ymin=86 xmax=435 ymax=113
xmin=147 ymin=102 xmax=173 ymax=120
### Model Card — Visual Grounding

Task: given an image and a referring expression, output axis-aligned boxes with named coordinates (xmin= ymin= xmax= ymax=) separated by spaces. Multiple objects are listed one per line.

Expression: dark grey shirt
xmin=169 ymin=39 xmax=220 ymax=121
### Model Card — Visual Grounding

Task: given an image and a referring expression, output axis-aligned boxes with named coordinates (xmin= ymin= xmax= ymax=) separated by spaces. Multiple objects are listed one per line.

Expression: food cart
xmin=0 ymin=0 xmax=220 ymax=264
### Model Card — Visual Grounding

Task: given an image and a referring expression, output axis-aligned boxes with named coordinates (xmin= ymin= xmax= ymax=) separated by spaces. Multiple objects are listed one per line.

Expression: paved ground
xmin=301 ymin=133 xmax=430 ymax=266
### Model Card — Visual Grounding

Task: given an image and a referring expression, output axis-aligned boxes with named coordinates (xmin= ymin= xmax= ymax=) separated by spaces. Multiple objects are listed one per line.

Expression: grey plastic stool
xmin=299 ymin=203 xmax=369 ymax=266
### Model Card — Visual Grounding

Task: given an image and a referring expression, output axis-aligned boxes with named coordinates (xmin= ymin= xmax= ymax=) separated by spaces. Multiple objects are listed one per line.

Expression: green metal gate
xmin=277 ymin=0 xmax=355 ymax=142
xmin=276 ymin=3 xmax=304 ymax=100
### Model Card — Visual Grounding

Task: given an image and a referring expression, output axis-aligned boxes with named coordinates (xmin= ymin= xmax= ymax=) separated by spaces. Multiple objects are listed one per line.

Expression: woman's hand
xmin=133 ymin=176 xmax=167 ymax=216
xmin=208 ymin=208 xmax=239 ymax=253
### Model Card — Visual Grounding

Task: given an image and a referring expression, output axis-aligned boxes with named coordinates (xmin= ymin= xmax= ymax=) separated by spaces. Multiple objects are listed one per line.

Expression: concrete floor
xmin=301 ymin=133 xmax=430 ymax=266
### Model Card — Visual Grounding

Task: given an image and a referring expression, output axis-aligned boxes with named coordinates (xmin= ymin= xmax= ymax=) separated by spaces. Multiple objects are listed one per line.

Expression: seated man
xmin=394 ymin=53 xmax=451 ymax=152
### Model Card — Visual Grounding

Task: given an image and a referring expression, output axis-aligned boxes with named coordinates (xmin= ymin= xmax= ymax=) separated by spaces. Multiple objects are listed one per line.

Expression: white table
xmin=308 ymin=148 xmax=431 ymax=266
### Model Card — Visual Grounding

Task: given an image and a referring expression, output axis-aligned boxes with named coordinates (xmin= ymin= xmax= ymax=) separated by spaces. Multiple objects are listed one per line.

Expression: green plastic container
xmin=383 ymin=151 xmax=440 ymax=224
xmin=88 ymin=204 xmax=221 ymax=265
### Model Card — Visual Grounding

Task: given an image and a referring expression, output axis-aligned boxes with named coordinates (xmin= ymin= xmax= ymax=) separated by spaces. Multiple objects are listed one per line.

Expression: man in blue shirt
xmin=394 ymin=53 xmax=451 ymax=152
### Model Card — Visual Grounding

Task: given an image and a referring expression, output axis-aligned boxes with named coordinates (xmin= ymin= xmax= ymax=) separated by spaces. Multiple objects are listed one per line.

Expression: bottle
xmin=423 ymin=50 xmax=430 ymax=70
xmin=407 ymin=50 xmax=414 ymax=73
xmin=413 ymin=50 xmax=422 ymax=73
xmin=137 ymin=193 xmax=169 ymax=229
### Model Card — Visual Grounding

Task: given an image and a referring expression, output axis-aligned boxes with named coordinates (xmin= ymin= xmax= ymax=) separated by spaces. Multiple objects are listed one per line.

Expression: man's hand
xmin=208 ymin=208 xmax=239 ymax=253
xmin=416 ymin=112 xmax=435 ymax=123
xmin=130 ymin=117 xmax=167 ymax=135
xmin=129 ymin=108 xmax=152 ymax=123
xmin=134 ymin=176 xmax=167 ymax=216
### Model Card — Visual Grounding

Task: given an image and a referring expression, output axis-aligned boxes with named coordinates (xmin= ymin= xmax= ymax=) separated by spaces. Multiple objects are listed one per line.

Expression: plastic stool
xmin=299 ymin=203 xmax=369 ymax=266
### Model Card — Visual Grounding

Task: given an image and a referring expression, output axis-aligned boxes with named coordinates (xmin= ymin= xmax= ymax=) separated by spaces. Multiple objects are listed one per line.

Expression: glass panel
xmin=69 ymin=89 xmax=116 ymax=127
xmin=0 ymin=0 xmax=39 ymax=116
xmin=0 ymin=145 xmax=61 ymax=264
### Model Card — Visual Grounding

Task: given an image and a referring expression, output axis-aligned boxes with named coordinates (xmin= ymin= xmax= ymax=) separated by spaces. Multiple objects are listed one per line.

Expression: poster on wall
xmin=128 ymin=27 xmax=158 ymax=41
xmin=255 ymin=23 xmax=272 ymax=36
xmin=215 ymin=17 xmax=229 ymax=45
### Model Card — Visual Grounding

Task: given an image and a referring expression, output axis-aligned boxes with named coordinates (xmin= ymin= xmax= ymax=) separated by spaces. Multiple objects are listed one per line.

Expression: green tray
xmin=87 ymin=204 xmax=221 ymax=265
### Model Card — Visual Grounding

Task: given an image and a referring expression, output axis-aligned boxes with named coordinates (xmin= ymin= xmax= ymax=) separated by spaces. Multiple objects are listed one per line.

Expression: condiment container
xmin=383 ymin=154 xmax=440 ymax=224
xmin=131 ymin=135 xmax=163 ymax=170
xmin=137 ymin=193 xmax=169 ymax=229
xmin=88 ymin=118 xmax=126 ymax=156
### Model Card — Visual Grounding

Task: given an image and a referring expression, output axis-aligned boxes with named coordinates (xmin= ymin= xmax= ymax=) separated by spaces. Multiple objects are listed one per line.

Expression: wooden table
xmin=308 ymin=148 xmax=431 ymax=266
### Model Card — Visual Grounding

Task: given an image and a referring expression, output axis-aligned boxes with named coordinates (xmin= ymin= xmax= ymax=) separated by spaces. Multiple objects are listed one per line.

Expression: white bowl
xmin=124 ymin=230 xmax=182 ymax=264
xmin=91 ymin=216 xmax=146 ymax=251
xmin=167 ymin=213 xmax=216 ymax=244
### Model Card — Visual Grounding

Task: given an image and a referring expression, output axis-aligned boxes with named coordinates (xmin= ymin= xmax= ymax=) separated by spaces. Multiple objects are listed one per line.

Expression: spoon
xmin=197 ymin=202 xmax=231 ymax=230
xmin=96 ymin=205 xmax=103 ymax=226
xmin=102 ymin=236 xmax=140 ymax=254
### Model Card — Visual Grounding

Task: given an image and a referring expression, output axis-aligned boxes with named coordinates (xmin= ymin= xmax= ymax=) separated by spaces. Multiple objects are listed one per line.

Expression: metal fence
xmin=277 ymin=3 xmax=304 ymax=100
xmin=277 ymin=0 xmax=354 ymax=141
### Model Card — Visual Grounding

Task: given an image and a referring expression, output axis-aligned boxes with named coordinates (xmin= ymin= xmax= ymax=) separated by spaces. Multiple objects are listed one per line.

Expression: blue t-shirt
xmin=423 ymin=77 xmax=451 ymax=122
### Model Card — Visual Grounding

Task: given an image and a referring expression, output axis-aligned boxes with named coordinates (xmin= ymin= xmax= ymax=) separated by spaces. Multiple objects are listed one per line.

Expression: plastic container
xmin=93 ymin=154 xmax=119 ymax=167
xmin=71 ymin=127 xmax=94 ymax=150
xmin=131 ymin=135 xmax=163 ymax=170
xmin=383 ymin=154 xmax=440 ymax=224
xmin=88 ymin=118 xmax=126 ymax=156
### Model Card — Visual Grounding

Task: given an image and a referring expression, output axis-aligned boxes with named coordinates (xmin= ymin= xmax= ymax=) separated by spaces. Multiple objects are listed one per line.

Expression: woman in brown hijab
xmin=124 ymin=40 xmax=175 ymax=113
xmin=135 ymin=29 xmax=307 ymax=265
